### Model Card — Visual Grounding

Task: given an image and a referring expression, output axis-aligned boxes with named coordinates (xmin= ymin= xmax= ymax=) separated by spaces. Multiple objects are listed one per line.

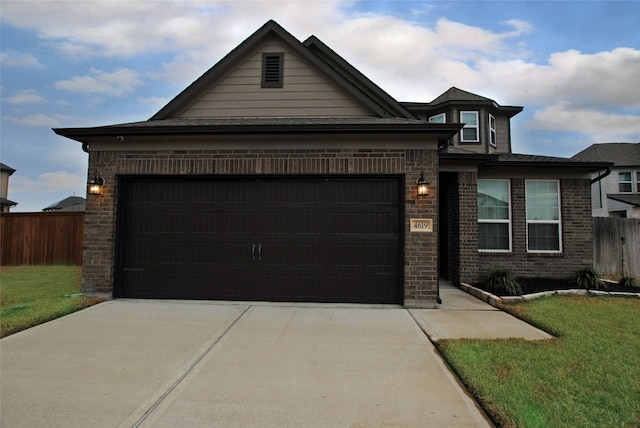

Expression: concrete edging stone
xmin=459 ymin=281 xmax=640 ymax=310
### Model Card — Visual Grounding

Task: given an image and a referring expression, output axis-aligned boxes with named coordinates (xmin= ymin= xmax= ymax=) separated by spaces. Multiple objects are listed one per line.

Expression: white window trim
xmin=429 ymin=113 xmax=446 ymax=123
xmin=478 ymin=179 xmax=512 ymax=253
xmin=488 ymin=113 xmax=496 ymax=147
xmin=460 ymin=111 xmax=479 ymax=142
xmin=526 ymin=179 xmax=563 ymax=253
xmin=619 ymin=171 xmax=633 ymax=193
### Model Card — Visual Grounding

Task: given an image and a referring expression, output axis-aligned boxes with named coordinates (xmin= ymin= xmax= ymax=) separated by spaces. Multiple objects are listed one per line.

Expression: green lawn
xmin=437 ymin=295 xmax=640 ymax=428
xmin=0 ymin=265 xmax=104 ymax=338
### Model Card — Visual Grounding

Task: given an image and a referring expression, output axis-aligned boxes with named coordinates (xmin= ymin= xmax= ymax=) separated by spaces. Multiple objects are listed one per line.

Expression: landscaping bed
xmin=474 ymin=277 xmax=640 ymax=296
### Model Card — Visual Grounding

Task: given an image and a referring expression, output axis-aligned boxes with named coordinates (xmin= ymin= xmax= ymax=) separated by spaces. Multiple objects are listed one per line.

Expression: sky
xmin=1 ymin=0 xmax=639 ymax=212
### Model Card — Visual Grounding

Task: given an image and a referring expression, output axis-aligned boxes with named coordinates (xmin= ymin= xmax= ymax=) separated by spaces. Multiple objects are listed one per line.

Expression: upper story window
xmin=488 ymin=114 xmax=496 ymax=147
xmin=637 ymin=172 xmax=640 ymax=193
xmin=618 ymin=172 xmax=633 ymax=193
xmin=429 ymin=113 xmax=446 ymax=123
xmin=262 ymin=53 xmax=284 ymax=88
xmin=526 ymin=180 xmax=562 ymax=253
xmin=478 ymin=179 xmax=511 ymax=252
xmin=460 ymin=111 xmax=479 ymax=142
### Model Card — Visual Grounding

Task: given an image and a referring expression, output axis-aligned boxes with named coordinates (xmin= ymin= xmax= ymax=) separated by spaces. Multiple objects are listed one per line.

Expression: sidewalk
xmin=410 ymin=280 xmax=554 ymax=342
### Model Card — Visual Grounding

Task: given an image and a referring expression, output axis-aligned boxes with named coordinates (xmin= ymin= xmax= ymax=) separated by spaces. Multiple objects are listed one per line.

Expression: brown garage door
xmin=116 ymin=177 xmax=402 ymax=304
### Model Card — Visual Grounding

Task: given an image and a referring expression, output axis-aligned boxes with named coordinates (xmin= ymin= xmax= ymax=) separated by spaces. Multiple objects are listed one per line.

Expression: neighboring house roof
xmin=1 ymin=196 xmax=18 ymax=208
xmin=43 ymin=196 xmax=86 ymax=212
xmin=1 ymin=163 xmax=16 ymax=174
xmin=571 ymin=142 xmax=640 ymax=167
xmin=607 ymin=194 xmax=640 ymax=207
xmin=401 ymin=87 xmax=523 ymax=118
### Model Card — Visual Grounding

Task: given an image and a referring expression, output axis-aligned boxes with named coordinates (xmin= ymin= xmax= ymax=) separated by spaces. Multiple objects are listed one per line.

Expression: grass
xmin=437 ymin=295 xmax=640 ymax=427
xmin=0 ymin=265 xmax=104 ymax=338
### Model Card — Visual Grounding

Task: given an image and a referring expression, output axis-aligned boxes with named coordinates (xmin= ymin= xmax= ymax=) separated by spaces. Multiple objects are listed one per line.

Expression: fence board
xmin=594 ymin=217 xmax=640 ymax=278
xmin=0 ymin=212 xmax=84 ymax=265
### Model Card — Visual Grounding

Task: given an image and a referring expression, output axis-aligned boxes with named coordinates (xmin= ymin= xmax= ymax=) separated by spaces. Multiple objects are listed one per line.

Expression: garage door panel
xmin=118 ymin=177 xmax=402 ymax=303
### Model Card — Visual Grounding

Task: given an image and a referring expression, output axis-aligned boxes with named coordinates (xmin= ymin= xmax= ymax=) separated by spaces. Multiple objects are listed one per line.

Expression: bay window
xmin=460 ymin=111 xmax=479 ymax=142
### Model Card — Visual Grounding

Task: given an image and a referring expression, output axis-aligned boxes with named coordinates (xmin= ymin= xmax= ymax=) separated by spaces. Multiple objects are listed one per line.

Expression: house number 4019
xmin=410 ymin=219 xmax=433 ymax=233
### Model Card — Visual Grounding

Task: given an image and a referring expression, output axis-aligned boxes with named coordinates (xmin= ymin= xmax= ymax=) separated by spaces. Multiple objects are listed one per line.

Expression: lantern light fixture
xmin=88 ymin=171 xmax=105 ymax=196
xmin=416 ymin=171 xmax=429 ymax=196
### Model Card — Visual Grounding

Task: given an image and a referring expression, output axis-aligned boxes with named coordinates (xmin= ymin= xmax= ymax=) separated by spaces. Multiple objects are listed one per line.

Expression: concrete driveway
xmin=1 ymin=300 xmax=491 ymax=427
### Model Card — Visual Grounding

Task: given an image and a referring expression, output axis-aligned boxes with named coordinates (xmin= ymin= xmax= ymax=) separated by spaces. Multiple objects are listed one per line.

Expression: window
xmin=262 ymin=53 xmax=284 ymax=88
xmin=526 ymin=180 xmax=561 ymax=252
xmin=460 ymin=111 xmax=479 ymax=142
xmin=429 ymin=113 xmax=446 ymax=123
xmin=488 ymin=114 xmax=496 ymax=147
xmin=637 ymin=172 xmax=640 ymax=193
xmin=478 ymin=180 xmax=511 ymax=251
xmin=619 ymin=172 xmax=632 ymax=193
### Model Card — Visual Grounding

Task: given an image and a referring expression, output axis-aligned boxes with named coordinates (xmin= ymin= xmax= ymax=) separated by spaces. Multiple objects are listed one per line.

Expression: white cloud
xmin=54 ymin=68 xmax=142 ymax=96
xmin=6 ymin=113 xmax=63 ymax=127
xmin=0 ymin=50 xmax=41 ymax=68
xmin=11 ymin=171 xmax=84 ymax=194
xmin=5 ymin=89 xmax=46 ymax=104
xmin=526 ymin=103 xmax=640 ymax=143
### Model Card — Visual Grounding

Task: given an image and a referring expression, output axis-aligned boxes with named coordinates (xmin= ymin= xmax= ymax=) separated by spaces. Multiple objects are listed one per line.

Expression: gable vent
xmin=262 ymin=53 xmax=284 ymax=88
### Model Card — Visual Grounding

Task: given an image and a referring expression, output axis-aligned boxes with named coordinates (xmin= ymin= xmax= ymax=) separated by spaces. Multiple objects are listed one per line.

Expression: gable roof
xmin=151 ymin=20 xmax=414 ymax=120
xmin=571 ymin=143 xmax=640 ymax=167
xmin=43 ymin=196 xmax=86 ymax=212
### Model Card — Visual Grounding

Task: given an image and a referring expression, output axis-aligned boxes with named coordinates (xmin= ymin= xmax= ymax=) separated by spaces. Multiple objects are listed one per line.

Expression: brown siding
xmin=179 ymin=40 xmax=369 ymax=118
xmin=0 ymin=212 xmax=84 ymax=265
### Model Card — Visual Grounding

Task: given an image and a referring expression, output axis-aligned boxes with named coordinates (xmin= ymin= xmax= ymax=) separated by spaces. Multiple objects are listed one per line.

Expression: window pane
xmin=429 ymin=114 xmax=445 ymax=123
xmin=462 ymin=127 xmax=478 ymax=141
xmin=478 ymin=180 xmax=509 ymax=220
xmin=479 ymin=223 xmax=510 ymax=250
xmin=526 ymin=180 xmax=559 ymax=220
xmin=528 ymin=224 xmax=560 ymax=251
xmin=619 ymin=172 xmax=632 ymax=192
xmin=461 ymin=112 xmax=477 ymax=125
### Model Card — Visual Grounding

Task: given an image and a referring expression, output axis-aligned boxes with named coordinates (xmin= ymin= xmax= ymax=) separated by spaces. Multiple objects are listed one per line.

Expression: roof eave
xmin=54 ymin=122 xmax=464 ymax=143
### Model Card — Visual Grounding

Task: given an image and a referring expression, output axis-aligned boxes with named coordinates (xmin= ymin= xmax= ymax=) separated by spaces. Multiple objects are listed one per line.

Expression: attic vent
xmin=262 ymin=53 xmax=284 ymax=88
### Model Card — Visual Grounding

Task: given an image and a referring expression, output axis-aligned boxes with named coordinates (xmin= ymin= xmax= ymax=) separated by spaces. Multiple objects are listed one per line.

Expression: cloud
xmin=54 ymin=68 xmax=142 ymax=96
xmin=5 ymin=89 xmax=46 ymax=104
xmin=11 ymin=170 xmax=84 ymax=193
xmin=5 ymin=113 xmax=64 ymax=127
xmin=0 ymin=50 xmax=41 ymax=67
xmin=526 ymin=104 xmax=640 ymax=142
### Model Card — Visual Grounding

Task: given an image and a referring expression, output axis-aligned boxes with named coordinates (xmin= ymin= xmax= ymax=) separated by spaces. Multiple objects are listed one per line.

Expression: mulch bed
xmin=473 ymin=277 xmax=640 ymax=297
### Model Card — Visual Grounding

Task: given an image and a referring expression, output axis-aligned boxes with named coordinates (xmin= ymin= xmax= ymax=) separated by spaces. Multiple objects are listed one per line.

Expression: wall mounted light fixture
xmin=88 ymin=171 xmax=105 ymax=196
xmin=416 ymin=171 xmax=429 ymax=196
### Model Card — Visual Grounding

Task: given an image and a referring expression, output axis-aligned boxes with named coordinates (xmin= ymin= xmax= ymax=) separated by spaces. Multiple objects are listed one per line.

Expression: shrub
xmin=570 ymin=267 xmax=605 ymax=291
xmin=483 ymin=269 xmax=523 ymax=295
xmin=618 ymin=276 xmax=638 ymax=289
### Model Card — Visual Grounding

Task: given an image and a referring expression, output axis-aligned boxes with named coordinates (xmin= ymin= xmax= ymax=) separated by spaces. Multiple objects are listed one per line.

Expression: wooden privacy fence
xmin=1 ymin=212 xmax=84 ymax=266
xmin=594 ymin=217 xmax=640 ymax=278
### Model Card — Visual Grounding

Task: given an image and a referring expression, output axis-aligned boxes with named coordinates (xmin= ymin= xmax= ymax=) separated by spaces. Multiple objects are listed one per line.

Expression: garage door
xmin=117 ymin=177 xmax=402 ymax=304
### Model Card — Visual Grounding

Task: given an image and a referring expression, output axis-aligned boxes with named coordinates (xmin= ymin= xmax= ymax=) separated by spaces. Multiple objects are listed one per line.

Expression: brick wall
xmin=478 ymin=178 xmax=594 ymax=281
xmin=83 ymin=147 xmax=439 ymax=307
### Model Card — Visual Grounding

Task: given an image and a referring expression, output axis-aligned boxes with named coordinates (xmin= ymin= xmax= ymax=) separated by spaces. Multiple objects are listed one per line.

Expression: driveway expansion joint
xmin=130 ymin=305 xmax=252 ymax=428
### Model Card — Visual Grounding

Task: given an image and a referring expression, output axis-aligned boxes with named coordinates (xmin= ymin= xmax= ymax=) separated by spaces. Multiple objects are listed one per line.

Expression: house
xmin=54 ymin=20 xmax=608 ymax=307
xmin=42 ymin=196 xmax=86 ymax=212
xmin=0 ymin=162 xmax=18 ymax=212
xmin=571 ymin=143 xmax=640 ymax=218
